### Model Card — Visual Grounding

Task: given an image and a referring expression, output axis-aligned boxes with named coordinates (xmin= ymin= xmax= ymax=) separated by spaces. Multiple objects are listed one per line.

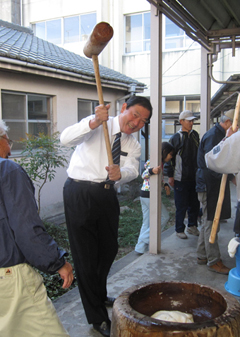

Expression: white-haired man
xmin=205 ymin=125 xmax=240 ymax=236
xmin=0 ymin=120 xmax=13 ymax=158
xmin=0 ymin=120 xmax=74 ymax=337
xmin=196 ymin=109 xmax=235 ymax=274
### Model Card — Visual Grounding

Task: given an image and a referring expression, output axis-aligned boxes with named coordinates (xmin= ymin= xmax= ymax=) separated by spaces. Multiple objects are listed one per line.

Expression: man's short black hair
xmin=125 ymin=96 xmax=152 ymax=122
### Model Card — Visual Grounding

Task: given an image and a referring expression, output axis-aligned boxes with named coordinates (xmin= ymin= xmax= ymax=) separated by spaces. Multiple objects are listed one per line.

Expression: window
xmin=64 ymin=16 xmax=79 ymax=43
xmin=2 ymin=92 xmax=52 ymax=151
xmin=46 ymin=19 xmax=61 ymax=44
xmin=162 ymin=98 xmax=200 ymax=138
xmin=80 ymin=13 xmax=96 ymax=41
xmin=164 ymin=17 xmax=199 ymax=50
xmin=125 ymin=12 xmax=150 ymax=54
xmin=35 ymin=21 xmax=45 ymax=40
xmin=33 ymin=13 xmax=96 ymax=46
xmin=78 ymin=99 xmax=99 ymax=121
xmin=78 ymin=99 xmax=111 ymax=121
xmin=186 ymin=101 xmax=200 ymax=113
xmin=164 ymin=120 xmax=176 ymax=135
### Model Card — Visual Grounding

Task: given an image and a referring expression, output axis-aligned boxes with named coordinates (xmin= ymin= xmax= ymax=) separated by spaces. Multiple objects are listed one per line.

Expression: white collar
xmin=112 ymin=115 xmax=121 ymax=136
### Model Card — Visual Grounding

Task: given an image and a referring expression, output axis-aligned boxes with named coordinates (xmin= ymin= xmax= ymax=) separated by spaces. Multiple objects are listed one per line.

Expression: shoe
xmin=135 ymin=251 xmax=144 ymax=255
xmin=93 ymin=321 xmax=111 ymax=337
xmin=187 ymin=226 xmax=199 ymax=236
xmin=176 ymin=232 xmax=188 ymax=239
xmin=197 ymin=257 xmax=207 ymax=265
xmin=105 ymin=296 xmax=116 ymax=307
xmin=208 ymin=260 xmax=230 ymax=275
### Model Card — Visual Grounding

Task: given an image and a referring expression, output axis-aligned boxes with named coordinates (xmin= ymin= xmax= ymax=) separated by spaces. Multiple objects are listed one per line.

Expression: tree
xmin=16 ymin=132 xmax=70 ymax=214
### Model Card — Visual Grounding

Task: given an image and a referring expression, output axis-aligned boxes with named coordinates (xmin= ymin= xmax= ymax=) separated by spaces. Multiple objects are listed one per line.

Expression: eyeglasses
xmin=0 ymin=136 xmax=13 ymax=149
xmin=131 ymin=110 xmax=149 ymax=124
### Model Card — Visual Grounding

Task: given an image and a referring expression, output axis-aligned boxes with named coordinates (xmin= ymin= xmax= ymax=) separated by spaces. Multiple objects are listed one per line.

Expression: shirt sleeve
xmin=60 ymin=116 xmax=95 ymax=147
xmin=116 ymin=135 xmax=141 ymax=186
xmin=164 ymin=137 xmax=175 ymax=178
xmin=205 ymin=132 xmax=240 ymax=174
xmin=141 ymin=160 xmax=152 ymax=180
xmin=1 ymin=161 xmax=66 ymax=274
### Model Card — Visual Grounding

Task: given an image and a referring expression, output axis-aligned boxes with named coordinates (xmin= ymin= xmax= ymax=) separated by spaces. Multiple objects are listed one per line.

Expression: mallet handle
xmin=209 ymin=93 xmax=240 ymax=244
xmin=209 ymin=174 xmax=227 ymax=243
xmin=92 ymin=55 xmax=113 ymax=165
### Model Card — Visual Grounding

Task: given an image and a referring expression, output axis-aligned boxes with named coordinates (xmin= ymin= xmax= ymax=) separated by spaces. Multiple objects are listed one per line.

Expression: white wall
xmin=162 ymin=49 xmax=201 ymax=96
xmin=3 ymin=0 xmax=240 ymax=103
xmin=0 ymin=68 xmax=127 ymax=218
xmin=23 ymin=0 xmax=98 ymax=22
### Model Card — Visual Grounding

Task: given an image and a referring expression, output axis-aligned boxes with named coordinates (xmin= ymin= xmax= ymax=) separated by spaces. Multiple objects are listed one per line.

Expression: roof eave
xmin=0 ymin=56 xmax=145 ymax=93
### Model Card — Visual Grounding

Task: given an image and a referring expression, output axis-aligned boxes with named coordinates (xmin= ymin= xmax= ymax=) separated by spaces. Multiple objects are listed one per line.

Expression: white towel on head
xmin=228 ymin=237 xmax=240 ymax=258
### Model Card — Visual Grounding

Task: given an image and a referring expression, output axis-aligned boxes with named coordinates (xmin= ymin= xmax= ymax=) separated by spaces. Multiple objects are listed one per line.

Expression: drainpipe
xmin=116 ymin=84 xmax=137 ymax=115
xmin=20 ymin=0 xmax=22 ymax=26
xmin=208 ymin=49 xmax=240 ymax=85
xmin=183 ymin=96 xmax=186 ymax=110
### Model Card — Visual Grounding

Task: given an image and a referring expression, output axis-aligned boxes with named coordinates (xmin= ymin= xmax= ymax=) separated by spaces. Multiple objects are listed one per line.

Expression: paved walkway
xmin=54 ymin=184 xmax=239 ymax=336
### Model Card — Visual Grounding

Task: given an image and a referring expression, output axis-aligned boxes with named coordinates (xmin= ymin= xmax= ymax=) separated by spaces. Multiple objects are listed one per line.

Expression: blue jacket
xmin=196 ymin=123 xmax=232 ymax=220
xmin=196 ymin=123 xmax=226 ymax=192
xmin=0 ymin=158 xmax=66 ymax=273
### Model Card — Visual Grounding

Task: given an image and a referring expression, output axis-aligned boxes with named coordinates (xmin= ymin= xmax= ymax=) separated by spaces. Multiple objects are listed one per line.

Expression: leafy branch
xmin=15 ymin=132 xmax=70 ymax=214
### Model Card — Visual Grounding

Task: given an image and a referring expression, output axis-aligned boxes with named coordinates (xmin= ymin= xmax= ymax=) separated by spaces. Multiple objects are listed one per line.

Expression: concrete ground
xmin=54 ymin=183 xmax=239 ymax=337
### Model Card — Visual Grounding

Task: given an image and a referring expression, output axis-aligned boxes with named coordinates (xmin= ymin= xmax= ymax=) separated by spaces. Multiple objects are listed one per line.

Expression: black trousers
xmin=174 ymin=180 xmax=200 ymax=232
xmin=234 ymin=201 xmax=240 ymax=235
xmin=63 ymin=178 xmax=119 ymax=324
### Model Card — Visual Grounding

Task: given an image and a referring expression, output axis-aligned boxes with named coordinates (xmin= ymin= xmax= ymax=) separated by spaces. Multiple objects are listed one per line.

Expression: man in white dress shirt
xmin=60 ymin=96 xmax=152 ymax=337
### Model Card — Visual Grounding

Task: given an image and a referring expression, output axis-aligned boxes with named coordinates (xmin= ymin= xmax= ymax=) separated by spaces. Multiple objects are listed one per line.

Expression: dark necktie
xmin=112 ymin=132 xmax=121 ymax=165
xmin=105 ymin=132 xmax=121 ymax=184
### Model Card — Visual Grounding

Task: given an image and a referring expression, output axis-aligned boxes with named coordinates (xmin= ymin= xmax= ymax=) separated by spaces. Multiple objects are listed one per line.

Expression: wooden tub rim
xmin=113 ymin=280 xmax=240 ymax=331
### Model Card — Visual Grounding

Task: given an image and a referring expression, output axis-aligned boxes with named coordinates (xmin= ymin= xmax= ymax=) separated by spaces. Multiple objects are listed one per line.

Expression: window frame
xmin=1 ymin=90 xmax=53 ymax=154
xmin=32 ymin=12 xmax=96 ymax=46
xmin=124 ymin=11 xmax=151 ymax=55
xmin=162 ymin=15 xmax=200 ymax=51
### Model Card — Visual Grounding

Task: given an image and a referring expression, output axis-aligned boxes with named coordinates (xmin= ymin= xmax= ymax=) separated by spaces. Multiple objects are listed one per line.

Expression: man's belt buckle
xmin=104 ymin=184 xmax=111 ymax=189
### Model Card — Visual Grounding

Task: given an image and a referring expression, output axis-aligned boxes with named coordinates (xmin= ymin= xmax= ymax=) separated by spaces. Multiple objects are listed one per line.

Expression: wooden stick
xmin=209 ymin=93 xmax=240 ymax=243
xmin=83 ymin=22 xmax=114 ymax=166
xmin=92 ymin=54 xmax=113 ymax=165
xmin=209 ymin=174 xmax=228 ymax=243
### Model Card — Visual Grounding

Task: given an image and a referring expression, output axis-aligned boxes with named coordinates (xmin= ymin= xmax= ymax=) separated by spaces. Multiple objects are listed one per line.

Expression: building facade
xmin=0 ymin=19 xmax=145 ymax=218
xmin=0 ymin=0 xmax=240 ymax=219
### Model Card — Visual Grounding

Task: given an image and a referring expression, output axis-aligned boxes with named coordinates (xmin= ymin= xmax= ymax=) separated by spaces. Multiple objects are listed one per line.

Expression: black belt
xmin=68 ymin=178 xmax=114 ymax=190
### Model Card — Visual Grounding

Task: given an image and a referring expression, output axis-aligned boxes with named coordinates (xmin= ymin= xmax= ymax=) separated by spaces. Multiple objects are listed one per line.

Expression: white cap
xmin=179 ymin=110 xmax=197 ymax=121
xmin=224 ymin=109 xmax=234 ymax=121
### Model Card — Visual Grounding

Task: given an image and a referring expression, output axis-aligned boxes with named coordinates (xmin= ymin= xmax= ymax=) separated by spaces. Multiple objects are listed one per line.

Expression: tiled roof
xmin=0 ymin=20 xmax=145 ymax=89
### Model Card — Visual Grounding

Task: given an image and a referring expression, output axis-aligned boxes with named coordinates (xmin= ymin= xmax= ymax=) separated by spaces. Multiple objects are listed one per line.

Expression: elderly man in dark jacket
xmin=0 ymin=120 xmax=74 ymax=337
xmin=196 ymin=109 xmax=235 ymax=275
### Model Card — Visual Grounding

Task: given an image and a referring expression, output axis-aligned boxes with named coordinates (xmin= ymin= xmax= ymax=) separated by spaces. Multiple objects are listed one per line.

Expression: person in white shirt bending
xmin=60 ymin=96 xmax=152 ymax=337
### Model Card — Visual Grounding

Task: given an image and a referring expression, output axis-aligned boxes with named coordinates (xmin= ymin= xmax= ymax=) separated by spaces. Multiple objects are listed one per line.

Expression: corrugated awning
xmin=147 ymin=0 xmax=240 ymax=51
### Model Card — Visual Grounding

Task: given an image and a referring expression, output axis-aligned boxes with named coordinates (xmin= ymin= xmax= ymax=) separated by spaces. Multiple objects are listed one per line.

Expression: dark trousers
xmin=63 ymin=178 xmax=119 ymax=324
xmin=174 ymin=180 xmax=200 ymax=233
xmin=234 ymin=201 xmax=240 ymax=235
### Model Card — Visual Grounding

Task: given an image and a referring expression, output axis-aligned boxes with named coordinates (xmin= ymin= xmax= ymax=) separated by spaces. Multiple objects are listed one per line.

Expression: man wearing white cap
xmin=165 ymin=110 xmax=200 ymax=239
xmin=196 ymin=109 xmax=235 ymax=274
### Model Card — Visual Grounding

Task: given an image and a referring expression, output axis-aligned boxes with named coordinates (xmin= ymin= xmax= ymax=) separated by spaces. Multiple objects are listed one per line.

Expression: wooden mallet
xmin=83 ymin=22 xmax=114 ymax=165
xmin=209 ymin=93 xmax=240 ymax=244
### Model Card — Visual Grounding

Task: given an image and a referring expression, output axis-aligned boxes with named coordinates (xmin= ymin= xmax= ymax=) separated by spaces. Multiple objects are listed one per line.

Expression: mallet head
xmin=83 ymin=22 xmax=114 ymax=58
